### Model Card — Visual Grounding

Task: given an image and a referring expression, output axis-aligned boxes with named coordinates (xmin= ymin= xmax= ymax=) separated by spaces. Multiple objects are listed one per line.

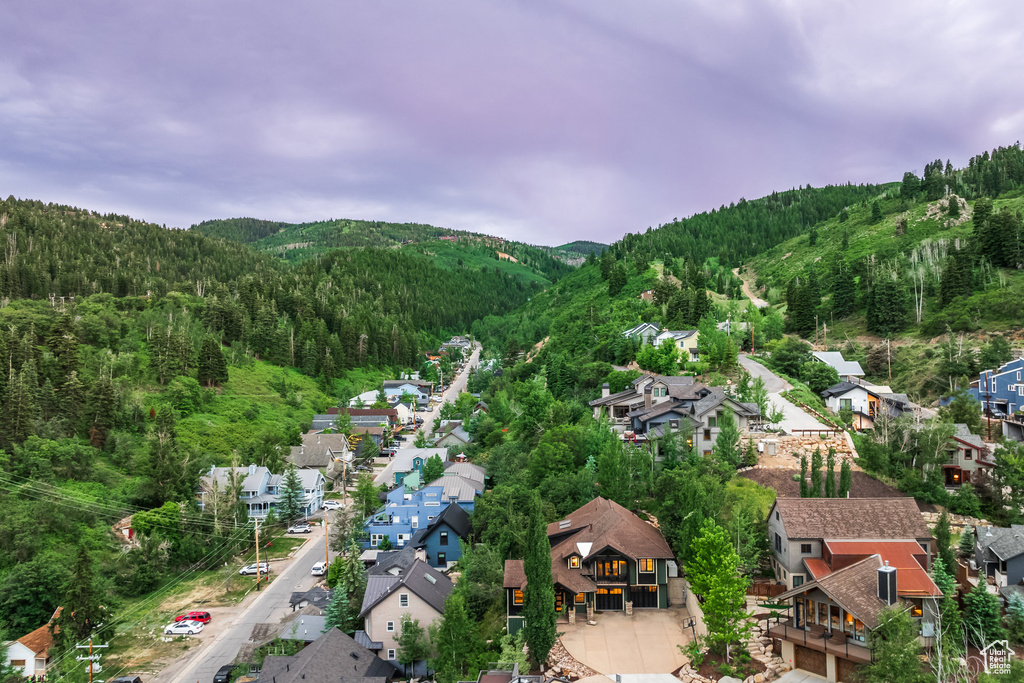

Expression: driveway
xmin=558 ymin=609 xmax=693 ymax=674
xmin=773 ymin=671 xmax=827 ymax=683
xmin=739 ymin=354 xmax=830 ymax=433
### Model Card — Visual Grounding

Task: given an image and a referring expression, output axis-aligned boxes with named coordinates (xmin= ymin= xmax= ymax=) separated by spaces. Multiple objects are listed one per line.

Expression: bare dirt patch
xmin=740 ymin=468 xmax=903 ymax=499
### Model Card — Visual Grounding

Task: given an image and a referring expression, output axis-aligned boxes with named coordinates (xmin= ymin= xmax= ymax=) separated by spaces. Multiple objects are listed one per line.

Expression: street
xmin=738 ymin=353 xmax=829 ymax=432
xmin=155 ymin=524 xmax=332 ymax=683
xmin=422 ymin=342 xmax=480 ymax=439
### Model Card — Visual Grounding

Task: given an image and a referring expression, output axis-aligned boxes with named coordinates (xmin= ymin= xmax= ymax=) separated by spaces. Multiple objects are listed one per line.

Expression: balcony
xmin=768 ymin=620 xmax=872 ymax=664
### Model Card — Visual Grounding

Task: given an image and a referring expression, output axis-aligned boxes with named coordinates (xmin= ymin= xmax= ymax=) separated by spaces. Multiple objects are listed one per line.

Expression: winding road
xmin=738 ymin=353 xmax=829 ymax=433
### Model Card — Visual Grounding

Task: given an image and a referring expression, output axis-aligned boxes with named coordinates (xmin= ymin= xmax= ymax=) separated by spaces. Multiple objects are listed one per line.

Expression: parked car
xmin=311 ymin=561 xmax=328 ymax=576
xmin=287 ymin=522 xmax=312 ymax=534
xmin=165 ymin=620 xmax=204 ymax=636
xmin=173 ymin=611 xmax=211 ymax=623
xmin=322 ymin=500 xmax=344 ymax=510
xmin=212 ymin=665 xmax=235 ymax=683
xmin=238 ymin=562 xmax=269 ymax=576
xmin=109 ymin=677 xmax=143 ymax=683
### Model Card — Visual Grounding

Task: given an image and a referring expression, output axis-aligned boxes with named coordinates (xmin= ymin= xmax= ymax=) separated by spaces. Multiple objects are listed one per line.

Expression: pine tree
xmin=197 ymin=335 xmax=229 ymax=387
xmin=522 ymin=493 xmax=556 ymax=667
xmin=323 ymin=585 xmax=351 ymax=634
xmin=838 ymin=459 xmax=851 ymax=498
xmin=958 ymin=527 xmax=975 ymax=559
xmin=800 ymin=455 xmax=809 ymax=498
xmin=824 ymin=448 xmax=836 ymax=498
xmin=52 ymin=545 xmax=105 ymax=650
xmin=934 ymin=511 xmax=956 ymax=576
xmin=278 ymin=465 xmax=306 ymax=523
xmin=712 ymin=409 xmax=741 ymax=471
xmin=1007 ymin=593 xmax=1024 ymax=644
xmin=608 ymin=263 xmax=628 ymax=297
xmin=964 ymin=580 xmax=1006 ymax=646
xmin=870 ymin=200 xmax=882 ymax=224
xmin=809 ymin=448 xmax=823 ymax=497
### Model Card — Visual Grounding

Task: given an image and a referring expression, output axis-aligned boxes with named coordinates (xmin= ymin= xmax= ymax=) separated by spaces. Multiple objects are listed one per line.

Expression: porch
xmin=768 ymin=620 xmax=872 ymax=664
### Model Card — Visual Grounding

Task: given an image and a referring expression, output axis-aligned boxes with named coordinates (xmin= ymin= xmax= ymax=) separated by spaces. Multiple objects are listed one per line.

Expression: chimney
xmin=248 ymin=462 xmax=257 ymax=475
xmin=602 ymin=383 xmax=610 ymax=399
xmin=644 ymin=386 xmax=652 ymax=409
xmin=878 ymin=561 xmax=898 ymax=605
xmin=415 ymin=547 xmax=427 ymax=563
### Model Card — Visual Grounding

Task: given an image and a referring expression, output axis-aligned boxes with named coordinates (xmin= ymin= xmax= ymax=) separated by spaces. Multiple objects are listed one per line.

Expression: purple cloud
xmin=1 ymin=0 xmax=1023 ymax=245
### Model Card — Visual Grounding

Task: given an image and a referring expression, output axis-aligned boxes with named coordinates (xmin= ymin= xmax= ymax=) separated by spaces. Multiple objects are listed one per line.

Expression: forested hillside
xmin=192 ymin=216 xmax=573 ymax=283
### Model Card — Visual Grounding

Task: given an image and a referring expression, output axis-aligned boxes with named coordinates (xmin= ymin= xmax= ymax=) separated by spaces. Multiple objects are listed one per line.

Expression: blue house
xmin=410 ymin=503 xmax=471 ymax=569
xmin=364 ymin=463 xmax=484 ymax=549
xmin=969 ymin=358 xmax=1024 ymax=417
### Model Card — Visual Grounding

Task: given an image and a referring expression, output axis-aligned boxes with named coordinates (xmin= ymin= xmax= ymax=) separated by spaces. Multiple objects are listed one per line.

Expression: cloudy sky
xmin=2 ymin=1 xmax=1023 ymax=245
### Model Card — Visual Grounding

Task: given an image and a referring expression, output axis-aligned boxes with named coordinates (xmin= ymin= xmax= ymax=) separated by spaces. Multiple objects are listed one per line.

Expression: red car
xmin=174 ymin=611 xmax=211 ymax=624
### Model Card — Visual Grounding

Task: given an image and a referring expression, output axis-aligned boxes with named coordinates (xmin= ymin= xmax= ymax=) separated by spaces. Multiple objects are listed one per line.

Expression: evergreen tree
xmin=322 ymin=585 xmax=351 ymax=634
xmin=829 ymin=259 xmax=856 ymax=318
xmin=197 ymin=335 xmax=229 ymax=387
xmin=278 ymin=465 xmax=306 ymax=523
xmin=522 ymin=493 xmax=556 ymax=667
xmin=824 ymin=448 xmax=836 ymax=498
xmin=809 ymin=448 xmax=823 ymax=498
xmin=52 ymin=546 xmax=105 ymax=651
xmin=866 ymin=274 xmax=910 ymax=336
xmin=934 ymin=510 xmax=956 ymax=575
xmin=608 ymin=263 xmax=628 ymax=297
xmin=870 ymin=200 xmax=882 ymax=224
xmin=964 ymin=580 xmax=1006 ymax=646
xmin=1007 ymin=593 xmax=1024 ymax=644
xmin=838 ymin=459 xmax=851 ymax=498
xmin=712 ymin=409 xmax=741 ymax=472
xmin=800 ymin=455 xmax=809 ymax=498
xmin=958 ymin=527 xmax=975 ymax=559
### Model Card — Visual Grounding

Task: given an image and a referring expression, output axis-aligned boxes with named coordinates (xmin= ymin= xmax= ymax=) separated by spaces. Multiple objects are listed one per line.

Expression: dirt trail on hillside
xmin=732 ymin=267 xmax=768 ymax=308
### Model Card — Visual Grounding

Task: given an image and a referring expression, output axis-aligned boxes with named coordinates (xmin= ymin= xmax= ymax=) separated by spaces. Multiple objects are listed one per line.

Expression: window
xmin=411 ymin=516 xmax=419 ymax=529
xmin=399 ymin=593 xmax=409 ymax=608
xmin=801 ymin=543 xmax=812 ymax=554
xmin=707 ymin=415 xmax=718 ymax=428
xmin=793 ymin=575 xmax=804 ymax=587
xmin=569 ymin=556 xmax=580 ymax=568
xmin=370 ymin=534 xmax=383 ymax=547
xmin=386 ymin=621 xmax=395 ymax=632
xmin=775 ymin=533 xmax=782 ymax=553
xmin=575 ymin=592 xmax=586 ymax=604
xmin=639 ymin=559 xmax=654 ymax=573
xmin=438 ymin=552 xmax=446 ymax=565
xmin=703 ymin=429 xmax=711 ymax=441
xmin=965 ymin=449 xmax=973 ymax=460
xmin=775 ymin=511 xmax=779 ymax=521
xmin=387 ymin=649 xmax=396 ymax=660
xmin=10 ymin=661 xmax=25 ymax=668
xmin=513 ymin=589 xmax=524 ymax=605
xmin=840 ymin=398 xmax=852 ymax=410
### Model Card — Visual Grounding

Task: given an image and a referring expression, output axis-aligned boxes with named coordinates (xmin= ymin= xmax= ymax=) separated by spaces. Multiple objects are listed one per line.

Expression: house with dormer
xmin=653 ymin=329 xmax=700 ymax=362
xmin=943 ymin=424 xmax=991 ymax=489
xmin=198 ymin=464 xmax=324 ymax=520
xmin=622 ymin=322 xmax=661 ymax=345
xmin=503 ymin=497 xmax=674 ymax=634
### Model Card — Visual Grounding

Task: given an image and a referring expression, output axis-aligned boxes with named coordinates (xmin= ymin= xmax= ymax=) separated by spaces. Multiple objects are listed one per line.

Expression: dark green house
xmin=503 ymin=497 xmax=675 ymax=634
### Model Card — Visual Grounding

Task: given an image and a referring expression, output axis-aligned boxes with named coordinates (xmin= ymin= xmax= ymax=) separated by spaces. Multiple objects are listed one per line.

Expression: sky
xmin=2 ymin=1 xmax=1024 ymax=246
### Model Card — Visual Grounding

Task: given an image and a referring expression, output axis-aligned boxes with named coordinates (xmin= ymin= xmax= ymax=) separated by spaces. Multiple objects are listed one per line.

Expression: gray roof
xmin=690 ymin=388 xmax=759 ymax=418
xmin=628 ymin=400 xmax=698 ymax=422
xmin=589 ymin=387 xmax=644 ymax=408
xmin=429 ymin=473 xmax=485 ymax=502
xmin=952 ymin=424 xmax=985 ymax=450
xmin=391 ymin=448 xmax=448 ymax=474
xmin=419 ymin=502 xmax=471 ymax=541
xmin=289 ymin=433 xmax=350 ymax=468
xmin=443 ymin=461 xmax=486 ymax=482
xmin=354 ymin=630 xmax=383 ymax=650
xmin=977 ymin=525 xmax=1024 ymax=562
xmin=368 ymin=547 xmax=418 ymax=576
xmin=813 ymin=351 xmax=865 ymax=377
xmin=359 ymin=559 xmax=453 ymax=618
xmin=289 ymin=586 xmax=333 ymax=609
xmin=821 ymin=381 xmax=862 ymax=398
xmin=277 ymin=615 xmax=327 ymax=642
xmin=257 ymin=628 xmax=395 ymax=683
xmin=203 ymin=465 xmax=269 ymax=493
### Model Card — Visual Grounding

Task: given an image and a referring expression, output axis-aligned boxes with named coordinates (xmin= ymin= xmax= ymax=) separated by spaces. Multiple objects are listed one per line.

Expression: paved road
xmin=738 ymin=353 xmax=829 ymax=433
xmin=156 ymin=525 xmax=332 ymax=683
xmin=423 ymin=342 xmax=480 ymax=439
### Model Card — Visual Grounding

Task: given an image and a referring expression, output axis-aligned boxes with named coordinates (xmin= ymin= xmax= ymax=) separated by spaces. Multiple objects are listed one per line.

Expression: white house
xmin=5 ymin=609 xmax=60 ymax=678
xmin=812 ymin=351 xmax=865 ymax=380
xmin=198 ymin=464 xmax=325 ymax=519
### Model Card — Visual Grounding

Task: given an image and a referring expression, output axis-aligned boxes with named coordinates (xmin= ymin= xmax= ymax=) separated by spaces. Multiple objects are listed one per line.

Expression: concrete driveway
xmin=773 ymin=671 xmax=827 ymax=683
xmin=558 ymin=609 xmax=693 ymax=674
xmin=739 ymin=354 xmax=830 ymax=433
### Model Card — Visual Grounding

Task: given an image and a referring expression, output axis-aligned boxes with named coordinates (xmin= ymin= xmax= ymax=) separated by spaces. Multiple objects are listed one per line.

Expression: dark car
xmin=109 ymin=677 xmax=143 ymax=683
xmin=213 ymin=664 xmax=236 ymax=683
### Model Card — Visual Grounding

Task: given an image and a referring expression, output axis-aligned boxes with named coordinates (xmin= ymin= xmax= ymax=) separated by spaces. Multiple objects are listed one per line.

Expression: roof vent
xmin=559 ymin=520 xmax=571 ymax=529
xmin=350 ymin=653 xmax=359 ymax=660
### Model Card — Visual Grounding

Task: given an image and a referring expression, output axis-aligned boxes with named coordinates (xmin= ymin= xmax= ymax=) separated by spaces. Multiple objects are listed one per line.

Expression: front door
xmin=596 ymin=588 xmax=623 ymax=611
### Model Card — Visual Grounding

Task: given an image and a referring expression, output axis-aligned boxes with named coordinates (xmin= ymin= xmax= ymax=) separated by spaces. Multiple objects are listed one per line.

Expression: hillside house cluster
xmin=198 ymin=463 xmax=325 ymax=520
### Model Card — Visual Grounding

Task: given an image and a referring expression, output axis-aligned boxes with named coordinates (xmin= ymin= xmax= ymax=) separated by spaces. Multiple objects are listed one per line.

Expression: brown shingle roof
xmin=773 ymin=497 xmax=932 ymax=541
xmin=547 ymin=497 xmax=674 ymax=560
xmin=17 ymin=608 xmax=61 ymax=657
xmin=779 ymin=555 xmax=893 ymax=629
xmin=504 ymin=560 xmax=526 ymax=589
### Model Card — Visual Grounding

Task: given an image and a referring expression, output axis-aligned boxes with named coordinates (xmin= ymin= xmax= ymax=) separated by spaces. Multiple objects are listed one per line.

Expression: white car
xmin=287 ymin=522 xmax=312 ymax=534
xmin=239 ymin=562 xmax=270 ymax=576
xmin=165 ymin=620 xmax=204 ymax=636
xmin=322 ymin=500 xmax=344 ymax=510
xmin=311 ymin=561 xmax=328 ymax=576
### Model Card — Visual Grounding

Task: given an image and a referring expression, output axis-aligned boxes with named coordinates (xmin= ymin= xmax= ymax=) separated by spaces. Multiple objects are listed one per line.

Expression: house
xmin=590 ymin=374 xmax=702 ymax=425
xmin=383 ymin=380 xmax=433 ymax=405
xmin=198 ymin=464 xmax=325 ymax=520
xmin=377 ymin=448 xmax=448 ymax=486
xmin=458 ymin=663 xmax=541 ymax=683
xmin=434 ymin=420 xmax=472 ymax=448
xmin=357 ymin=560 xmax=453 ymax=672
xmin=4 ymin=608 xmax=60 ymax=678
xmin=767 ymin=497 xmax=941 ymax=682
xmin=257 ymin=627 xmax=396 ymax=683
xmin=771 ymin=554 xmax=939 ymax=682
xmin=623 ymin=322 xmax=661 ymax=345
xmin=942 ymin=424 xmax=992 ymax=489
xmin=821 ymin=381 xmax=913 ymax=430
xmin=288 ymin=432 xmax=351 ymax=469
xmin=409 ymin=502 xmax=471 ymax=569
xmin=627 ymin=386 xmax=759 ymax=455
xmin=440 ymin=336 xmax=472 ymax=353
xmin=348 ymin=389 xmax=383 ymax=408
xmin=277 ymin=615 xmax=328 ymax=643
xmin=974 ymin=525 xmax=1024 ymax=589
xmin=362 ymin=466 xmax=480 ymax=550
xmin=767 ymin=497 xmax=935 ymax=591
xmin=289 ymin=586 xmax=333 ymax=613
xmin=812 ymin=352 xmax=865 ymax=380
xmin=337 ymin=408 xmax=401 ymax=430
xmin=653 ymin=329 xmax=700 ymax=362
xmin=969 ymin=358 xmax=1024 ymax=417
xmin=503 ymin=497 xmax=674 ymax=634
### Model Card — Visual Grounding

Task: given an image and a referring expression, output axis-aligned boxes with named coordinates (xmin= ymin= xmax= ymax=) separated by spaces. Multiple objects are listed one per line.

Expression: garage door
xmin=596 ymin=588 xmax=623 ymax=611
xmin=795 ymin=646 xmax=827 ymax=677
xmin=630 ymin=586 xmax=658 ymax=608
xmin=837 ymin=656 xmax=861 ymax=682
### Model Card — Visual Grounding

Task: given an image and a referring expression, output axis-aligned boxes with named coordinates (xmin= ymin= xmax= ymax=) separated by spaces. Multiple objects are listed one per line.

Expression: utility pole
xmin=823 ymin=323 xmax=827 ymax=348
xmin=986 ymin=371 xmax=993 ymax=441
xmin=887 ymin=339 xmax=892 ymax=382
xmin=254 ymin=518 xmax=262 ymax=591
xmin=75 ymin=637 xmax=108 ymax=683
xmin=324 ymin=505 xmax=330 ymax=570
